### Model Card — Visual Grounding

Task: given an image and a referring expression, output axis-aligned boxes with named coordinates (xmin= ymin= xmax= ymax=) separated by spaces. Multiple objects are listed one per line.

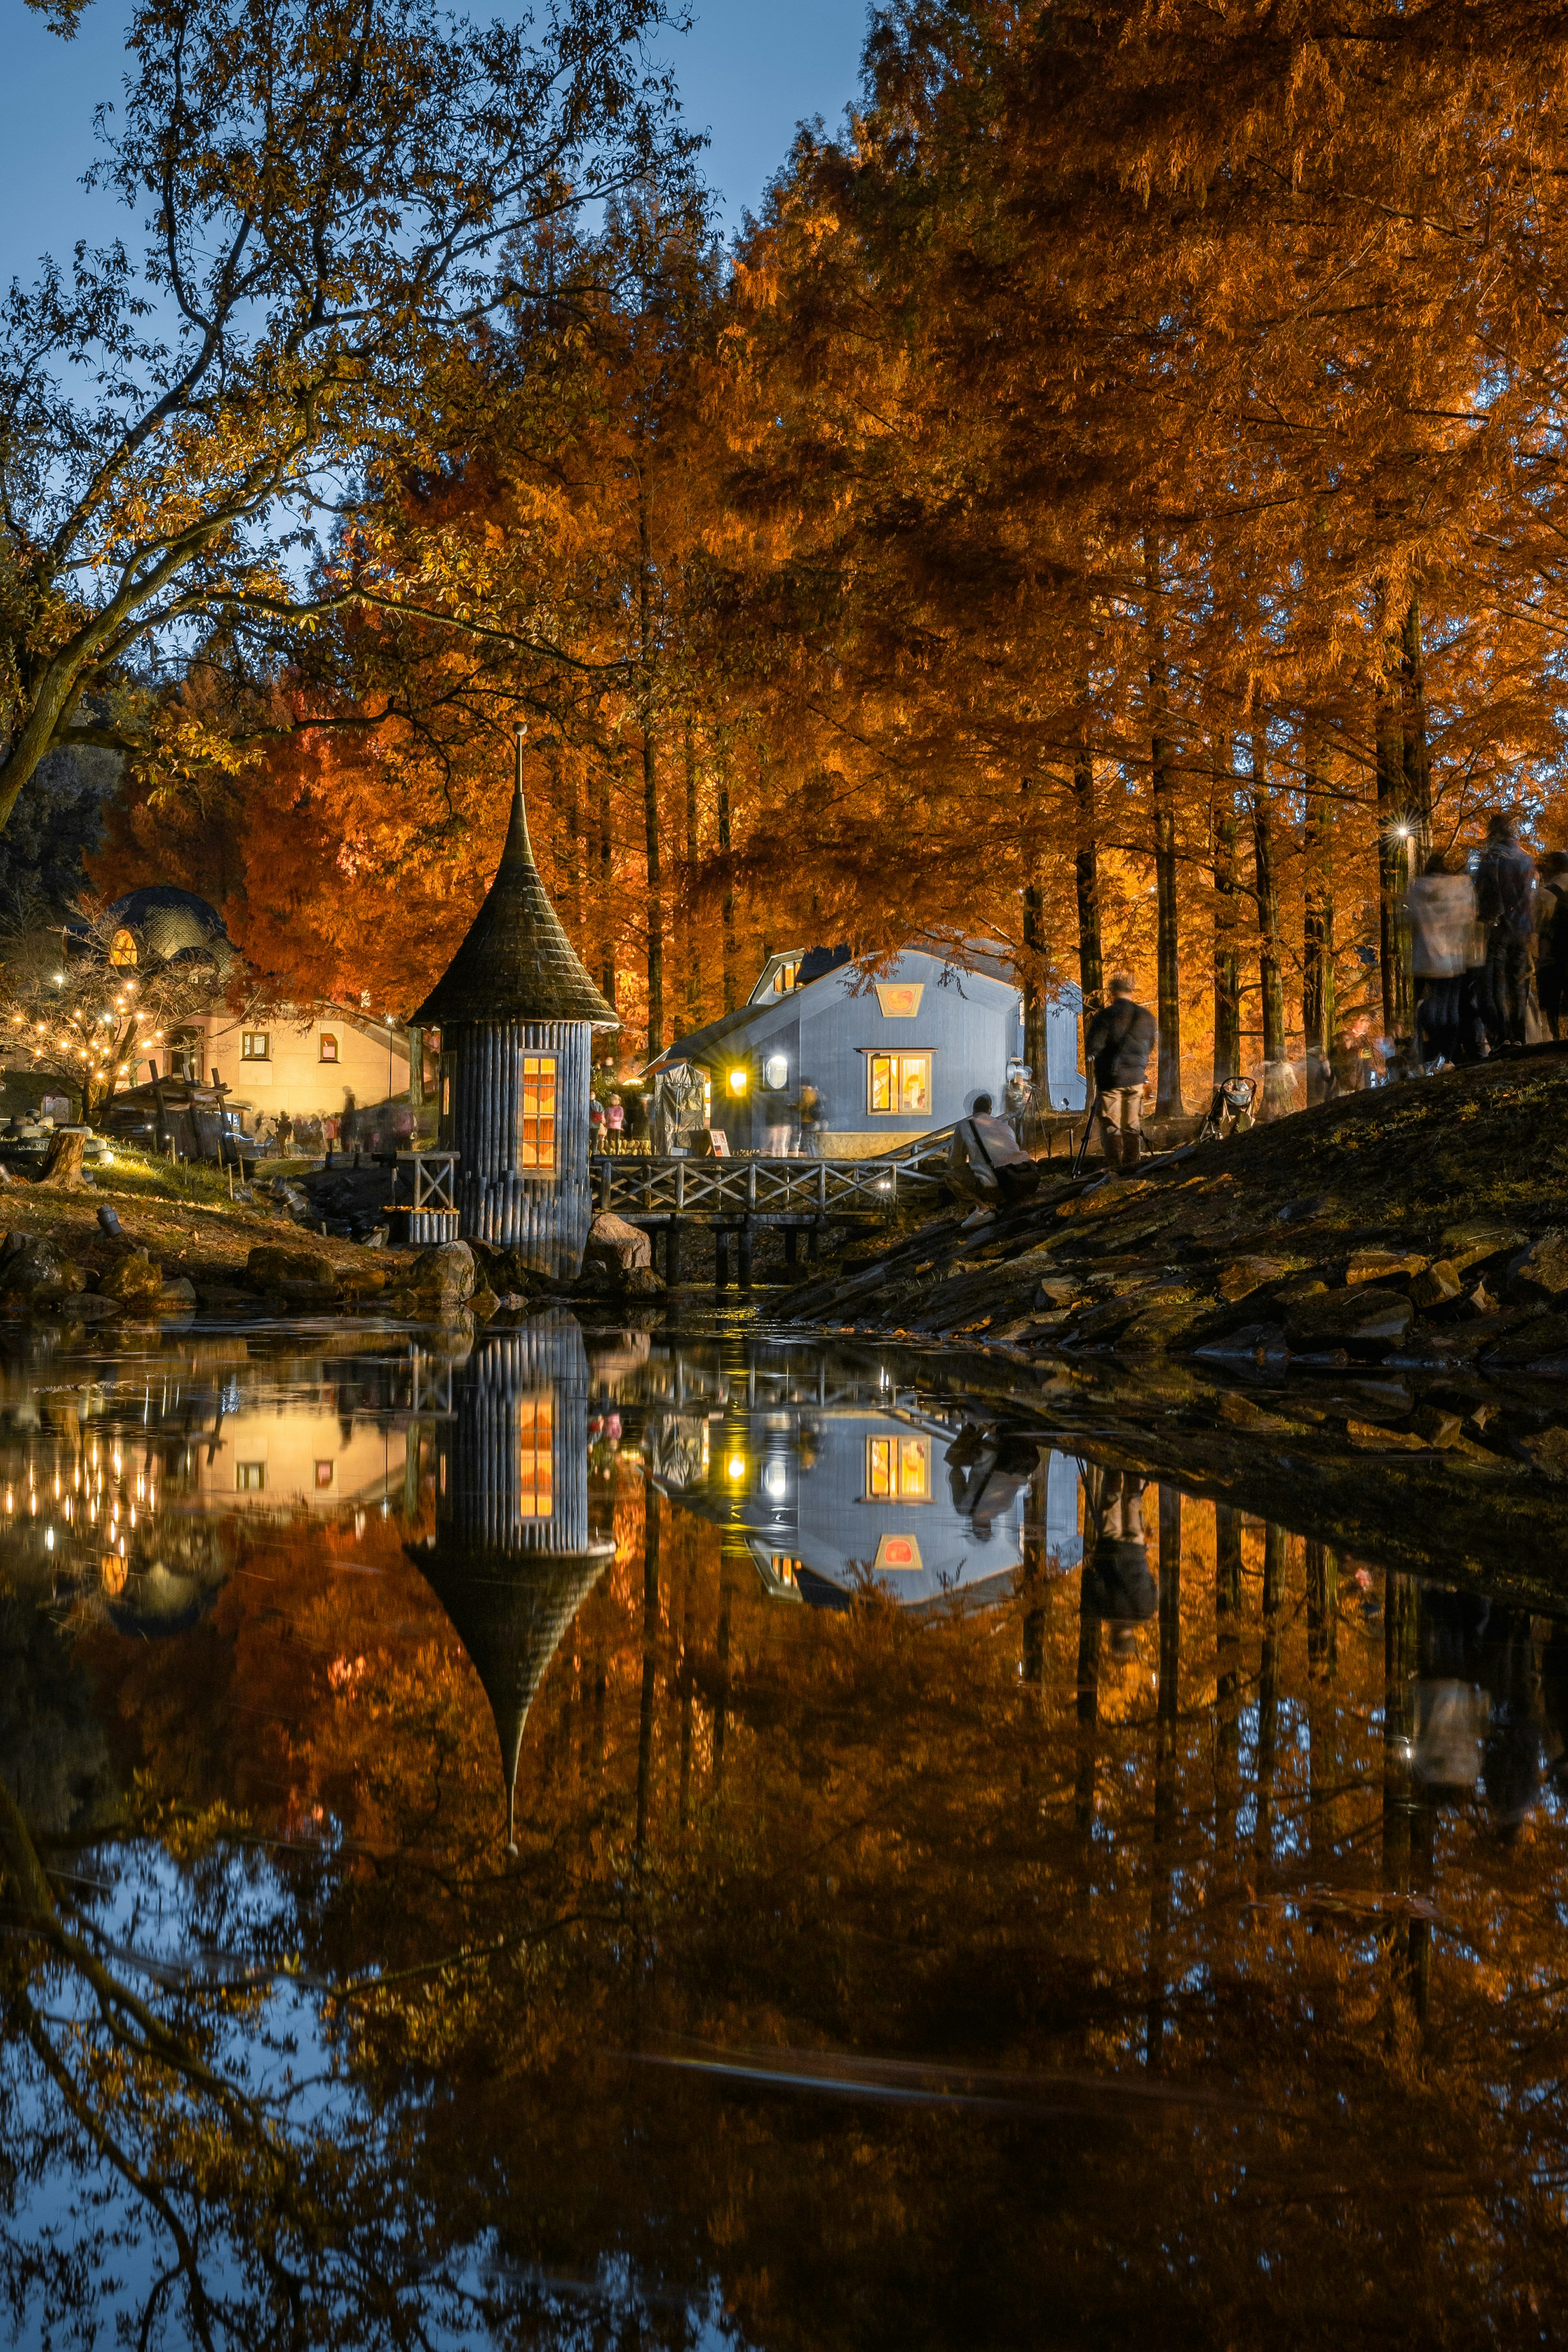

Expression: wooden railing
xmin=593 ymin=1130 xmax=956 ymax=1219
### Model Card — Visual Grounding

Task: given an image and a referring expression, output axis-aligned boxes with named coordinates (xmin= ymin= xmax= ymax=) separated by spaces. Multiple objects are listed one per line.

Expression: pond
xmin=2 ymin=1311 xmax=1566 ymax=2347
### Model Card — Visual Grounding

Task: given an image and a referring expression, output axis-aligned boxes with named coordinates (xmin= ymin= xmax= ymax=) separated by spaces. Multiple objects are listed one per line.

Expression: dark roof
xmin=106 ymin=886 xmax=232 ymax=968
xmin=412 ymin=1539 xmax=613 ymax=1843
xmin=411 ymin=766 xmax=618 ymax=1029
xmin=644 ymin=1001 xmax=758 ymax=1075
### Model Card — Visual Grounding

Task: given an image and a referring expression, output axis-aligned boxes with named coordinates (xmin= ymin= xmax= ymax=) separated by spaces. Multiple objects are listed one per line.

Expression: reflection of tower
xmin=412 ymin=1315 xmax=613 ymax=1846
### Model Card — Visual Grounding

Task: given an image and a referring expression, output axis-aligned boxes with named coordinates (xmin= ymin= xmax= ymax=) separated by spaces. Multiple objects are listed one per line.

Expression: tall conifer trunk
xmin=1401 ymin=590 xmax=1432 ymax=863
xmin=638 ymin=479 xmax=663 ymax=1055
xmin=1250 ymin=730 xmax=1286 ymax=1068
xmin=597 ymin=761 xmax=615 ymax=1012
xmin=682 ymin=717 xmax=700 ymax=1027
xmin=1303 ymin=736 xmax=1335 ymax=1057
xmin=1073 ymin=715 xmax=1103 ymax=1014
xmin=1144 ymin=533 xmax=1183 ymax=1111
xmin=1374 ymin=594 xmax=1410 ymax=1040
xmin=1211 ymin=740 xmax=1241 ymax=1084
xmin=717 ymin=737 xmax=737 ymax=1013
xmin=1019 ymin=773 xmax=1047 ymax=1083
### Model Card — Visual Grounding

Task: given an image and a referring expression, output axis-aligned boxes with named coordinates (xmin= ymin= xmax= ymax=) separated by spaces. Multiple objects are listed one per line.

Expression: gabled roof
xmin=412 ymin=751 xmax=618 ymax=1030
xmin=648 ymin=942 xmax=1035 ymax=1073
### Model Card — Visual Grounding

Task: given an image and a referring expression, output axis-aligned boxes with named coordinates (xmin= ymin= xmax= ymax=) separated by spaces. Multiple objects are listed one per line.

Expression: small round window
xmin=763 ymin=1053 xmax=788 ymax=1091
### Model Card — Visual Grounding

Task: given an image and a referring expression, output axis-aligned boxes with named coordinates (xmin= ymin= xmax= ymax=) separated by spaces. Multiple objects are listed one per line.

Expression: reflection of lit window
xmin=318 ymin=1032 xmax=339 ymax=1063
xmin=772 ymin=1555 xmax=800 ymax=1587
xmin=101 ymin=1549 xmax=128 ymax=1595
xmin=866 ymin=1435 xmax=930 ymax=1500
xmin=235 ymin=1462 xmax=266 ymax=1491
xmin=519 ymin=1054 xmax=557 ymax=1170
xmin=519 ymin=1396 xmax=554 ymax=1518
xmin=315 ymin=1460 xmax=334 ymax=1489
xmin=762 ymin=1458 xmax=788 ymax=1501
xmin=866 ymin=1050 xmax=931 ymax=1116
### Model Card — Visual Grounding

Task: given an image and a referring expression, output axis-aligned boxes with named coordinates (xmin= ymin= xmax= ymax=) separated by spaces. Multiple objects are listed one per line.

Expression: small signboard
xmin=874 ymin=981 xmax=924 ymax=1018
xmin=693 ymin=1128 xmax=730 ymax=1157
xmin=873 ymin=1532 xmax=923 ymax=1573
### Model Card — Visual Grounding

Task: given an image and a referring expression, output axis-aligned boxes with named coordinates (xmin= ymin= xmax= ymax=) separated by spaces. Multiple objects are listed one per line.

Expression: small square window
xmin=318 ymin=1033 xmax=339 ymax=1064
xmin=866 ymin=1050 xmax=931 ymax=1116
xmin=235 ymin=1462 xmax=266 ymax=1492
xmin=314 ymin=1460 xmax=334 ymax=1489
xmin=241 ymin=1032 xmax=270 ymax=1062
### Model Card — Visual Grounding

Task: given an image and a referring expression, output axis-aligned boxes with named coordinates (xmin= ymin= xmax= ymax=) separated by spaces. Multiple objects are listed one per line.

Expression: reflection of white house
xmin=651 ymin=1397 xmax=1081 ymax=1614
xmin=176 ymin=1407 xmax=407 ymax=1515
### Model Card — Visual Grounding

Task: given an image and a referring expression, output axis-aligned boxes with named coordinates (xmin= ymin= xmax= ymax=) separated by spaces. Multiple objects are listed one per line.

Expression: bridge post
xmin=666 ymin=1220 xmax=682 ymax=1287
xmin=738 ymin=1218 xmax=754 ymax=1289
xmin=784 ymin=1226 xmax=798 ymax=1270
xmin=715 ymin=1226 xmax=730 ymax=1290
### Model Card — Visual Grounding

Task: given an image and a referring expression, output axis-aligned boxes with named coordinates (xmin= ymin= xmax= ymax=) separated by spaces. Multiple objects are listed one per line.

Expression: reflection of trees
xmin=9 ymin=1466 xmax=1568 ymax=2340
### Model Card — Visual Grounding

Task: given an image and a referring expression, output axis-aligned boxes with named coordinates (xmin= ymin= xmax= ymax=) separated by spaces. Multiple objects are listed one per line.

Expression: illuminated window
xmin=772 ymin=960 xmax=800 ymax=994
xmin=441 ymin=1074 xmax=451 ymax=1117
xmin=519 ymin=1396 xmax=554 ymax=1518
xmin=235 ymin=1462 xmax=266 ymax=1491
xmin=865 ymin=1435 xmax=931 ymax=1501
xmin=109 ymin=928 xmax=138 ymax=968
xmin=314 ymin=1460 xmax=334 ymax=1490
xmin=866 ymin=1051 xmax=932 ymax=1116
xmin=519 ymin=1054 xmax=557 ymax=1170
xmin=318 ymin=1032 xmax=339 ymax=1064
xmin=241 ymin=1032 xmax=270 ymax=1061
xmin=763 ymin=1053 xmax=788 ymax=1091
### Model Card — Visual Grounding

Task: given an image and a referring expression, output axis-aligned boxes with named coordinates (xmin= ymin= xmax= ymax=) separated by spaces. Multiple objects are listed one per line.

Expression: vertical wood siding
xmin=448 ymin=1018 xmax=592 ymax=1274
xmin=447 ymin=1316 xmax=590 ymax=1556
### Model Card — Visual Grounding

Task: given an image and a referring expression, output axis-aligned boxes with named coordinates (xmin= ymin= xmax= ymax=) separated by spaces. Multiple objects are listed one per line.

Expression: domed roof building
xmin=105 ymin=885 xmax=234 ymax=972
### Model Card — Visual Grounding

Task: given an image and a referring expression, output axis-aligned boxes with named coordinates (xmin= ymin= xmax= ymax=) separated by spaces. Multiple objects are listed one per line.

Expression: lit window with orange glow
xmin=519 ymin=1396 xmax=554 ymax=1518
xmin=318 ymin=1032 xmax=339 ymax=1064
xmin=109 ymin=929 xmax=138 ymax=968
xmin=519 ymin=1054 xmax=557 ymax=1170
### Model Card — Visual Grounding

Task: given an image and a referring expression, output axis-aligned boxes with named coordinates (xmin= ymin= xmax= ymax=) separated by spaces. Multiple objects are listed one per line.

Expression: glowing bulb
xmin=726 ymin=1453 xmax=747 ymax=1483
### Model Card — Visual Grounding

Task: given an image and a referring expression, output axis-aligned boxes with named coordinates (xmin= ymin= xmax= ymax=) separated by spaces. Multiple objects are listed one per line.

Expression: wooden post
xmin=784 ymin=1227 xmax=798 ymax=1270
xmin=666 ymin=1222 xmax=682 ymax=1287
xmin=715 ymin=1227 xmax=730 ymax=1290
xmin=738 ymin=1219 xmax=754 ymax=1289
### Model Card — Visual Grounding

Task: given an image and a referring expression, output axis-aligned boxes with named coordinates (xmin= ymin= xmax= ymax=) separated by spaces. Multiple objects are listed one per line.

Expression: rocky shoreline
xmin=783 ymin=1046 xmax=1568 ymax=1380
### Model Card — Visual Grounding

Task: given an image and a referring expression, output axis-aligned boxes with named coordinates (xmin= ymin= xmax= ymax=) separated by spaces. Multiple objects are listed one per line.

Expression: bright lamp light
xmin=727 ymin=1067 xmax=748 ymax=1096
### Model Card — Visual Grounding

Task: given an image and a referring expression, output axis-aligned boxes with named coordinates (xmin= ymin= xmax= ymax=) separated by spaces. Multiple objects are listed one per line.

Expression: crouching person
xmin=1085 ymin=976 xmax=1157 ymax=1171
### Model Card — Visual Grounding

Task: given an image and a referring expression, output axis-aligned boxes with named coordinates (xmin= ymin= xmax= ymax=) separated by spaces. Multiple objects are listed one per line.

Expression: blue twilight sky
xmin=0 ymin=0 xmax=871 ymax=295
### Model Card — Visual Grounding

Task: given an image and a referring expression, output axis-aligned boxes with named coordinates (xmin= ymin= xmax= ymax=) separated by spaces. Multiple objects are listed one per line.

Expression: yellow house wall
xmin=194 ymin=1012 xmax=410 ymax=1118
xmin=180 ymin=1405 xmax=408 ymax=1514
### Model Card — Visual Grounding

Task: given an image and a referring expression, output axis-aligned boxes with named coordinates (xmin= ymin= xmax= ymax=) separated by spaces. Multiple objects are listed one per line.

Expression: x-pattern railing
xmin=594 ymin=1129 xmax=957 ymax=1219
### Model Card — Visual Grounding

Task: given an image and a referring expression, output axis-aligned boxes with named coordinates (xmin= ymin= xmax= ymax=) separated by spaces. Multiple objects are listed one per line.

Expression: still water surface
xmin=1 ymin=1313 xmax=1566 ymax=2347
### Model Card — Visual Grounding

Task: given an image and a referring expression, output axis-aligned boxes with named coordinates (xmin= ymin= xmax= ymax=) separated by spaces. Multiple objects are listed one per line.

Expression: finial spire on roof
xmin=411 ymin=732 xmax=618 ymax=1029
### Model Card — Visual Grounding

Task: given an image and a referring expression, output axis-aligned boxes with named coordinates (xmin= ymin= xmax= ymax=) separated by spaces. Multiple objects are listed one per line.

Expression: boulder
xmin=583 ymin=1214 xmax=653 ymax=1276
xmin=1217 ymin=1255 xmax=1295 ymax=1304
xmin=1410 ymin=1259 xmax=1463 ymax=1310
xmin=1440 ymin=1219 xmax=1529 ymax=1273
xmin=1507 ymin=1230 xmax=1568 ymax=1301
xmin=0 ymin=1232 xmax=85 ymax=1298
xmin=1193 ymin=1322 xmax=1291 ymax=1370
xmin=244 ymin=1244 xmax=340 ymax=1302
xmin=1519 ymin=1427 xmax=1568 ymax=1483
xmin=1345 ymin=1248 xmax=1428 ymax=1288
xmin=1281 ymin=1284 xmax=1413 ymax=1349
xmin=98 ymin=1250 xmax=165 ymax=1308
xmin=409 ymin=1242 xmax=474 ymax=1317
xmin=159 ymin=1277 xmax=198 ymax=1311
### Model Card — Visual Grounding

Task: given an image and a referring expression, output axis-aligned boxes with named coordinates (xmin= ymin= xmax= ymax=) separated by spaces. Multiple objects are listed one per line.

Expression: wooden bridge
xmin=592 ymin=1132 xmax=961 ymax=1286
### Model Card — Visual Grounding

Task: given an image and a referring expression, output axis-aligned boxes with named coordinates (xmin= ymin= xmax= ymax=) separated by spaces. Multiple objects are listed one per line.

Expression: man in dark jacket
xmin=1476 ymin=812 xmax=1537 ymax=1047
xmin=1084 ymin=976 xmax=1157 ymax=1170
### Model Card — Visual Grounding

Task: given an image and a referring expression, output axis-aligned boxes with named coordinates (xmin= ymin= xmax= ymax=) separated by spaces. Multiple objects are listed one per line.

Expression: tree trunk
xmin=1401 ymin=589 xmax=1432 ymax=863
xmin=597 ymin=760 xmax=615 ymax=1013
xmin=1374 ymin=607 xmax=1410 ymax=1041
xmin=1019 ymin=774 xmax=1047 ymax=1085
xmin=1302 ymin=736 xmax=1335 ymax=1056
xmin=1144 ymin=533 xmax=1183 ymax=1112
xmin=717 ymin=739 xmax=737 ymax=1014
xmin=683 ymin=718 xmax=701 ymax=1029
xmin=1211 ymin=739 xmax=1242 ymax=1085
xmin=1250 ymin=731 xmax=1288 ymax=1088
xmin=36 ymin=1130 xmax=87 ymax=1189
xmin=639 ymin=482 xmax=663 ymax=1058
xmin=1073 ymin=710 xmax=1103 ymax=1014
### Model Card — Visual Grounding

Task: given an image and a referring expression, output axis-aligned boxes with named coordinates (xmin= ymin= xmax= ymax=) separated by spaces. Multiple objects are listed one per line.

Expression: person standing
xmin=1403 ymin=848 xmax=1478 ymax=1066
xmin=798 ymin=1079 xmax=823 ymax=1157
xmin=1537 ymin=851 xmax=1568 ymax=1041
xmin=1476 ymin=812 xmax=1537 ymax=1048
xmin=1084 ymin=975 xmax=1157 ymax=1171
xmin=606 ymin=1093 xmax=625 ymax=1148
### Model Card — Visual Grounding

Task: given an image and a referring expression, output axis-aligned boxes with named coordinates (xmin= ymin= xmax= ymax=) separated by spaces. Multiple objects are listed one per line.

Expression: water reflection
xmin=2 ymin=1321 xmax=1568 ymax=2343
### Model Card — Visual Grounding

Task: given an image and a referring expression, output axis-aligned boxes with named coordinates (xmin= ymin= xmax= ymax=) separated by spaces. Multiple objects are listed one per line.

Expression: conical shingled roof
xmin=411 ymin=739 xmax=618 ymax=1028
xmin=412 ymin=1538 xmax=615 ymax=1846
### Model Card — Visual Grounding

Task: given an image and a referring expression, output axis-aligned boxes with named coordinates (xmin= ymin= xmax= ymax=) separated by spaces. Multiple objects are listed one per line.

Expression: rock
xmin=98 ymin=1250 xmax=165 ymax=1306
xmin=1277 ymin=1195 xmax=1333 ymax=1224
xmin=1410 ymin=1404 xmax=1464 ymax=1447
xmin=1194 ymin=1322 xmax=1291 ymax=1369
xmin=63 ymin=1295 xmax=119 ymax=1322
xmin=1507 ymin=1230 xmax=1568 ymax=1300
xmin=362 ymin=1226 xmax=389 ymax=1249
xmin=1274 ymin=1276 xmax=1328 ymax=1302
xmin=0 ymin=1232 xmax=85 ymax=1298
xmin=1519 ymin=1427 xmax=1568 ymax=1483
xmin=470 ymin=1287 xmax=499 ymax=1322
xmin=1217 ymin=1255 xmax=1294 ymax=1303
xmin=1345 ymin=1249 xmax=1428 ymax=1288
xmin=619 ymin=1265 xmax=666 ymax=1299
xmin=1281 ymin=1284 xmax=1413 ymax=1349
xmin=1410 ymin=1260 xmax=1462 ymax=1310
xmin=583 ymin=1213 xmax=653 ymax=1277
xmin=159 ymin=1277 xmax=198 ymax=1311
xmin=407 ymin=1240 xmax=475 ymax=1306
xmin=1441 ymin=1219 xmax=1529 ymax=1273
xmin=1483 ymin=1313 xmax=1568 ymax=1367
xmin=245 ymin=1244 xmax=339 ymax=1301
